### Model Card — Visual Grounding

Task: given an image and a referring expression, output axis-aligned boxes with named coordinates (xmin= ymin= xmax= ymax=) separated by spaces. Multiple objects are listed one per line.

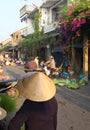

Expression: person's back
xmin=46 ymin=56 xmax=56 ymax=69
xmin=26 ymin=57 xmax=37 ymax=71
xmin=8 ymin=97 xmax=57 ymax=130
xmin=49 ymin=56 xmax=56 ymax=69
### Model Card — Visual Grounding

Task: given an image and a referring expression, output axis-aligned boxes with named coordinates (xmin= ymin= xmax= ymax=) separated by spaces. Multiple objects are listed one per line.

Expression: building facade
xmin=19 ymin=0 xmax=90 ymax=77
xmin=19 ymin=0 xmax=67 ymax=61
xmin=20 ymin=0 xmax=67 ymax=36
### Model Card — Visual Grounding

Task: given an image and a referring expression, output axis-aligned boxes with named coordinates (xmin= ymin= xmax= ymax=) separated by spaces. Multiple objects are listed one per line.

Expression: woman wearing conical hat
xmin=8 ymin=72 xmax=58 ymax=130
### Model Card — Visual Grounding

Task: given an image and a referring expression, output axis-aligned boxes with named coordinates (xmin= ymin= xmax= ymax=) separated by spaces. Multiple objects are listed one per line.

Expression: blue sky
xmin=0 ymin=0 xmax=42 ymax=42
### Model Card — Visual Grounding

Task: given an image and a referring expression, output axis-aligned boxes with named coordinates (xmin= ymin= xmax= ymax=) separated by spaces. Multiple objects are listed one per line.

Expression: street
xmin=4 ymin=65 xmax=90 ymax=130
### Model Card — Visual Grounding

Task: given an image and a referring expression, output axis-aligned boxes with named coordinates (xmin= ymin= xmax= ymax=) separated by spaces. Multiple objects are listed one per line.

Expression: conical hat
xmin=16 ymin=72 xmax=56 ymax=102
xmin=0 ymin=107 xmax=7 ymax=120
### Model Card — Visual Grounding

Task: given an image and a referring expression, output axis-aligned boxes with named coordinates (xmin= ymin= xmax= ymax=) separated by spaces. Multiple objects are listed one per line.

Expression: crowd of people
xmin=0 ymin=52 xmax=58 ymax=77
xmin=0 ymin=52 xmax=72 ymax=79
xmin=25 ymin=55 xmax=57 ymax=77
xmin=25 ymin=55 xmax=73 ymax=78
xmin=0 ymin=53 xmax=15 ymax=66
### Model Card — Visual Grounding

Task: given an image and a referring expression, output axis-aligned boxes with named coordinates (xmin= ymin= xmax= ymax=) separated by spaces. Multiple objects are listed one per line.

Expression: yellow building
xmin=10 ymin=29 xmax=25 ymax=59
xmin=1 ymin=38 xmax=12 ymax=48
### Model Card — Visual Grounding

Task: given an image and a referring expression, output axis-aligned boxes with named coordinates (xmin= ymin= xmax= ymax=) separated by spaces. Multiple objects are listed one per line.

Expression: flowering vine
xmin=58 ymin=1 xmax=90 ymax=47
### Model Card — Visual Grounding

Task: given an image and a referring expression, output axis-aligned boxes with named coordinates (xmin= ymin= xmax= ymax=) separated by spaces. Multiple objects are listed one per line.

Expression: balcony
xmin=44 ymin=22 xmax=58 ymax=33
xmin=20 ymin=5 xmax=31 ymax=20
xmin=28 ymin=8 xmax=39 ymax=19
xmin=21 ymin=26 xmax=34 ymax=37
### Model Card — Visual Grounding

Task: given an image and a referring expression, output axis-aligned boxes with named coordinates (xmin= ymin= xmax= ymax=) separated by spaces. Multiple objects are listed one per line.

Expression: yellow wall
xmin=1 ymin=38 xmax=12 ymax=47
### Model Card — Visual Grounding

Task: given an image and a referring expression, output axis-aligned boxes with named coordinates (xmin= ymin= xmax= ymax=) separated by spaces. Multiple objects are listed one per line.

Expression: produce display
xmin=53 ymin=78 xmax=85 ymax=89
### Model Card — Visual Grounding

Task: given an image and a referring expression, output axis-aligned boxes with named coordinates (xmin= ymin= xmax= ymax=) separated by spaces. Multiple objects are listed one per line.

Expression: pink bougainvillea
xmin=58 ymin=2 xmax=90 ymax=46
xmin=68 ymin=11 xmax=72 ymax=16
xmin=70 ymin=4 xmax=76 ymax=10
xmin=80 ymin=19 xmax=86 ymax=24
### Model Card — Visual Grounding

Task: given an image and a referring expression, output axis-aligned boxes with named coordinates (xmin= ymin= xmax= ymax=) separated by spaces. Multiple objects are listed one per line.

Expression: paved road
xmin=3 ymin=65 xmax=90 ymax=130
xmin=57 ymin=85 xmax=90 ymax=112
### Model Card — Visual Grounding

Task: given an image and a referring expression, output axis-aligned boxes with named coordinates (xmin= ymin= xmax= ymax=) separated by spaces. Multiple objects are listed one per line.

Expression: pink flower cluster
xmin=68 ymin=4 xmax=75 ymax=16
xmin=71 ymin=18 xmax=86 ymax=31
xmin=58 ymin=3 xmax=90 ymax=45
xmin=59 ymin=18 xmax=64 ymax=24
xmin=70 ymin=4 xmax=76 ymax=10
xmin=68 ymin=11 xmax=72 ymax=16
